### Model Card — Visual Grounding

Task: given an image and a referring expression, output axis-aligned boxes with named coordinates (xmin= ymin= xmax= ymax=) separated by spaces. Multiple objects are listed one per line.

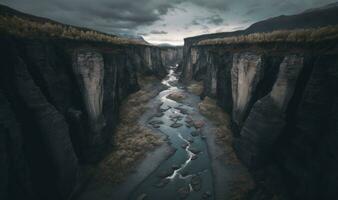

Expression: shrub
xmin=0 ymin=15 xmax=146 ymax=45
xmin=198 ymin=25 xmax=338 ymax=45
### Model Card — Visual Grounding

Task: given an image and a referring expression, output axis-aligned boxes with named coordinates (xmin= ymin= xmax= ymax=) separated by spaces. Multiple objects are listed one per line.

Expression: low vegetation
xmin=198 ymin=97 xmax=254 ymax=199
xmin=198 ymin=97 xmax=238 ymax=164
xmin=198 ymin=25 xmax=338 ymax=45
xmin=187 ymin=81 xmax=204 ymax=96
xmin=0 ymin=15 xmax=147 ymax=45
xmin=167 ymin=92 xmax=186 ymax=102
xmin=95 ymin=75 xmax=165 ymax=184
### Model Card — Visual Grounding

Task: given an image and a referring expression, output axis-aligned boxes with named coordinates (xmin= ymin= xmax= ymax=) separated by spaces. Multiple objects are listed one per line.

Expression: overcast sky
xmin=1 ymin=0 xmax=336 ymax=45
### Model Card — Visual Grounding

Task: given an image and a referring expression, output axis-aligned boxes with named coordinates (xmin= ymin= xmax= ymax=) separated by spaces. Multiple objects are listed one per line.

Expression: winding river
xmin=130 ymin=66 xmax=214 ymax=200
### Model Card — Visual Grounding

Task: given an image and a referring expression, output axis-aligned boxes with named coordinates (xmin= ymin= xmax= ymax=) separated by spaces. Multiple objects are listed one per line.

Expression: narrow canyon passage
xmin=100 ymin=64 xmax=252 ymax=200
xmin=3 ymin=3 xmax=338 ymax=200
xmin=130 ymin=67 xmax=214 ymax=200
xmin=74 ymin=61 xmax=252 ymax=200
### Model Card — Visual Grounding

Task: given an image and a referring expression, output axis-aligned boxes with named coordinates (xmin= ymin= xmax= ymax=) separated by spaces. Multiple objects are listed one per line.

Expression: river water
xmin=130 ymin=66 xmax=214 ymax=200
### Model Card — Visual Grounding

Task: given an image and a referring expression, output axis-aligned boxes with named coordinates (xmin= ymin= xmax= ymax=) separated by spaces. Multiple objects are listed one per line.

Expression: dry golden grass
xmin=199 ymin=97 xmax=255 ymax=198
xmin=0 ymin=15 xmax=147 ymax=45
xmin=198 ymin=97 xmax=239 ymax=165
xmin=137 ymin=75 xmax=161 ymax=88
xmin=94 ymin=75 xmax=164 ymax=184
xmin=198 ymin=25 xmax=338 ymax=45
xmin=198 ymin=97 xmax=229 ymax=126
xmin=198 ymin=97 xmax=254 ymax=198
xmin=187 ymin=81 xmax=204 ymax=95
xmin=167 ymin=92 xmax=186 ymax=102
xmin=96 ymin=126 xmax=162 ymax=184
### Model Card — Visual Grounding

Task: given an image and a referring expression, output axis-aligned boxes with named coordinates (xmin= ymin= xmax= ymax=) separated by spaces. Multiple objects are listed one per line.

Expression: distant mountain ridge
xmin=302 ymin=2 xmax=338 ymax=13
xmin=185 ymin=2 xmax=338 ymax=42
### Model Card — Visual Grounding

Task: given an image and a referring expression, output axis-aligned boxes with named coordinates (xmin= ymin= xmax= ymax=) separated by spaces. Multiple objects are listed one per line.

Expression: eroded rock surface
xmin=182 ymin=42 xmax=338 ymax=199
xmin=73 ymin=49 xmax=105 ymax=139
xmin=235 ymin=55 xmax=304 ymax=167
xmin=231 ymin=52 xmax=264 ymax=126
xmin=14 ymin=57 xmax=78 ymax=200
xmin=0 ymin=37 xmax=170 ymax=200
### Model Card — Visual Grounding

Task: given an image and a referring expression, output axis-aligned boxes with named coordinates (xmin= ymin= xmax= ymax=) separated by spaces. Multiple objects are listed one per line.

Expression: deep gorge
xmin=1 ymin=3 xmax=338 ymax=200
xmin=0 ymin=36 xmax=182 ymax=200
xmin=182 ymin=42 xmax=338 ymax=199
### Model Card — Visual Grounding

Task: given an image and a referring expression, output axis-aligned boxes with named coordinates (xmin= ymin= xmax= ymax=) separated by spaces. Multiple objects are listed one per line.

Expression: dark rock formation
xmin=182 ymin=46 xmax=211 ymax=82
xmin=182 ymin=3 xmax=338 ymax=84
xmin=0 ymin=91 xmax=35 ymax=200
xmin=231 ymin=52 xmax=265 ymax=127
xmin=159 ymin=46 xmax=183 ymax=67
xmin=183 ymin=41 xmax=338 ymax=199
xmin=180 ymin=5 xmax=338 ymax=199
xmin=235 ymin=54 xmax=304 ymax=167
xmin=0 ymin=35 xmax=177 ymax=200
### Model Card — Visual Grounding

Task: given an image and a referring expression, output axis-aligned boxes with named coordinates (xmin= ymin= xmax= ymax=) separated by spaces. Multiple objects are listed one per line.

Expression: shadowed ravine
xmin=130 ymin=67 xmax=214 ymax=200
xmin=2 ymin=3 xmax=338 ymax=200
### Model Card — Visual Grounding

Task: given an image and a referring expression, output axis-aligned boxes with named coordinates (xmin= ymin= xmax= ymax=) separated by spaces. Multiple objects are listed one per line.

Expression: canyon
xmin=183 ymin=42 xmax=338 ymax=199
xmin=1 ymin=3 xmax=338 ymax=200
xmin=0 ymin=36 xmax=182 ymax=199
xmin=180 ymin=4 xmax=338 ymax=199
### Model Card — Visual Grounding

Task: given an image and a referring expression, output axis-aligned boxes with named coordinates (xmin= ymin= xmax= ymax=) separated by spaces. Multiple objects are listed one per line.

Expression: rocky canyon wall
xmin=160 ymin=46 xmax=183 ymax=67
xmin=0 ymin=36 xmax=177 ymax=200
xmin=182 ymin=42 xmax=338 ymax=199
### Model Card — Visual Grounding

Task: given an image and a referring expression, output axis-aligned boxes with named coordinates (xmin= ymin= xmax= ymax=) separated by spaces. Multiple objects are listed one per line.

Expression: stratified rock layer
xmin=182 ymin=42 xmax=338 ymax=199
xmin=231 ymin=52 xmax=264 ymax=126
xmin=0 ymin=36 xmax=181 ymax=200
xmin=160 ymin=46 xmax=183 ymax=67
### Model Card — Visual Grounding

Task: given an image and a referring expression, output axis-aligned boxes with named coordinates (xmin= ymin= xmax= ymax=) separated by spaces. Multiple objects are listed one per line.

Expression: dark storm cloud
xmin=205 ymin=15 xmax=224 ymax=25
xmin=0 ymin=0 xmax=230 ymax=30
xmin=0 ymin=0 xmax=177 ymax=34
xmin=191 ymin=20 xmax=201 ymax=26
xmin=150 ymin=30 xmax=168 ymax=34
xmin=1 ymin=0 xmax=334 ymax=29
xmin=190 ymin=15 xmax=224 ymax=28
xmin=1 ymin=0 xmax=337 ymax=44
xmin=184 ymin=0 xmax=229 ymax=11
xmin=137 ymin=32 xmax=149 ymax=36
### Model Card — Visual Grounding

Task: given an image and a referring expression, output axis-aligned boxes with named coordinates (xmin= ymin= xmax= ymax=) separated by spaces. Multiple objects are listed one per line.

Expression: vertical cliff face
xmin=0 ymin=37 xmax=168 ymax=200
xmin=181 ymin=47 xmax=197 ymax=81
xmin=0 ymin=91 xmax=34 ymax=200
xmin=159 ymin=46 xmax=183 ymax=67
xmin=231 ymin=53 xmax=264 ymax=126
xmin=182 ymin=42 xmax=338 ymax=199
xmin=14 ymin=57 xmax=78 ymax=200
xmin=235 ymin=54 xmax=304 ymax=167
xmin=278 ymin=55 xmax=338 ymax=199
xmin=182 ymin=46 xmax=209 ymax=82
xmin=73 ymin=50 xmax=105 ymax=139
xmin=203 ymin=50 xmax=217 ymax=97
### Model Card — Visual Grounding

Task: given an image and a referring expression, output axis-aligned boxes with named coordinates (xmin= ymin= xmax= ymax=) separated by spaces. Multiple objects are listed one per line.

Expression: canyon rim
xmin=1 ymin=1 xmax=338 ymax=200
